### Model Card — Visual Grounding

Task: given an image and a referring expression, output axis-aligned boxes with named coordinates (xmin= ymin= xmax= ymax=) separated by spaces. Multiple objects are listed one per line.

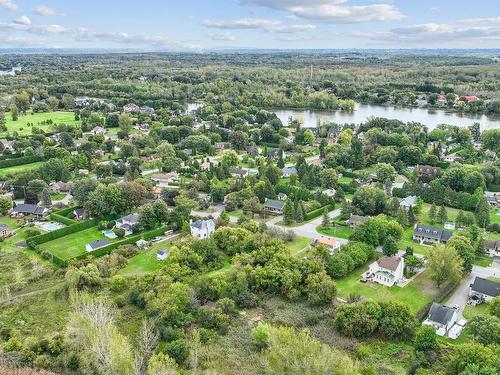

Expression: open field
xmin=4 ymin=111 xmax=80 ymax=135
xmin=39 ymin=227 xmax=110 ymax=261
xmin=0 ymin=161 xmax=44 ymax=177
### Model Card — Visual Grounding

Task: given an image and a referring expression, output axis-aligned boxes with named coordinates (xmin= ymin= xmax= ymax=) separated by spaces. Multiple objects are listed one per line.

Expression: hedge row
xmin=49 ymin=212 xmax=77 ymax=226
xmin=67 ymin=226 xmax=171 ymax=264
xmin=304 ymin=204 xmax=335 ymax=221
xmin=27 ymin=219 xmax=99 ymax=247
xmin=0 ymin=154 xmax=22 ymax=160
xmin=0 ymin=155 xmax=42 ymax=169
xmin=53 ymin=206 xmax=79 ymax=217
xmin=341 ymin=171 xmax=358 ymax=179
xmin=339 ymin=182 xmax=356 ymax=194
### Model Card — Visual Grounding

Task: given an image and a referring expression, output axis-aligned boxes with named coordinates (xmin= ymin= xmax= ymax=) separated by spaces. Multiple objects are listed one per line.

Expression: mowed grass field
xmin=39 ymin=227 xmax=110 ymax=261
xmin=0 ymin=161 xmax=44 ymax=177
xmin=4 ymin=111 xmax=79 ymax=135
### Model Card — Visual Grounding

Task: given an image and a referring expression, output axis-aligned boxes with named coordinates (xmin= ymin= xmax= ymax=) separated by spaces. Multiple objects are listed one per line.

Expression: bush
xmin=414 ymin=325 xmax=438 ymax=352
xmin=113 ymin=227 xmax=126 ymax=238
xmin=163 ymin=339 xmax=188 ymax=365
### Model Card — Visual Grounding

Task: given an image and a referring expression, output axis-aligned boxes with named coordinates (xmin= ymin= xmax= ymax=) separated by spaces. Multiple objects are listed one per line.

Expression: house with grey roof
xmin=483 ymin=239 xmax=500 ymax=257
xmin=190 ymin=219 xmax=216 ymax=239
xmin=367 ymin=256 xmax=404 ymax=287
xmin=424 ymin=303 xmax=459 ymax=337
xmin=413 ymin=224 xmax=453 ymax=244
xmin=263 ymin=198 xmax=285 ymax=214
xmin=0 ymin=224 xmax=12 ymax=238
xmin=400 ymin=195 xmax=417 ymax=211
xmin=469 ymin=277 xmax=500 ymax=302
xmin=345 ymin=214 xmax=369 ymax=228
xmin=12 ymin=204 xmax=48 ymax=217
xmin=157 ymin=249 xmax=169 ymax=261
xmin=230 ymin=167 xmax=250 ymax=179
xmin=115 ymin=213 xmax=139 ymax=236
xmin=86 ymin=238 xmax=110 ymax=252
xmin=281 ymin=166 xmax=297 ymax=178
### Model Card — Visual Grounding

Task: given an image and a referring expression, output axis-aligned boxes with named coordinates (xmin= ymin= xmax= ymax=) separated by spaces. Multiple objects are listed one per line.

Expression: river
xmin=273 ymin=104 xmax=500 ymax=130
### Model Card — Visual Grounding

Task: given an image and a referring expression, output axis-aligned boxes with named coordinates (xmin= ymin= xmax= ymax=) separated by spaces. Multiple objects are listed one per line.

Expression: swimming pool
xmin=35 ymin=221 xmax=66 ymax=232
xmin=103 ymin=230 xmax=117 ymax=239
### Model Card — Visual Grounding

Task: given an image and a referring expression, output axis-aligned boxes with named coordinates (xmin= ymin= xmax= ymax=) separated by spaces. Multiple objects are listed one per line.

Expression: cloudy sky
xmin=0 ymin=0 xmax=499 ymax=50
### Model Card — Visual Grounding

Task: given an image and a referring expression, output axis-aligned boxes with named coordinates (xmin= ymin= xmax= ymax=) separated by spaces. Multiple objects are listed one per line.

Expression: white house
xmin=399 ymin=196 xmax=417 ymax=211
xmin=367 ymin=256 xmax=404 ymax=287
xmin=423 ymin=303 xmax=459 ymax=337
xmin=281 ymin=166 xmax=297 ymax=178
xmin=157 ymin=249 xmax=169 ymax=261
xmin=151 ymin=173 xmax=180 ymax=187
xmin=190 ymin=219 xmax=216 ymax=239
xmin=115 ymin=213 xmax=140 ymax=236
xmin=311 ymin=236 xmax=342 ymax=254
xmin=469 ymin=277 xmax=500 ymax=302
xmin=86 ymin=238 xmax=109 ymax=252
xmin=322 ymin=189 xmax=336 ymax=198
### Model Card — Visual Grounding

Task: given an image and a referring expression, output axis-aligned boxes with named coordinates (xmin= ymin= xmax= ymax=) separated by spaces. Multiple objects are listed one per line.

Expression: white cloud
xmin=0 ymin=0 xmax=18 ymax=11
xmin=350 ymin=17 xmax=500 ymax=45
xmin=34 ymin=5 xmax=64 ymax=16
xmin=202 ymin=18 xmax=316 ymax=33
xmin=209 ymin=32 xmax=236 ymax=41
xmin=14 ymin=16 xmax=31 ymax=26
xmin=241 ymin=0 xmax=405 ymax=23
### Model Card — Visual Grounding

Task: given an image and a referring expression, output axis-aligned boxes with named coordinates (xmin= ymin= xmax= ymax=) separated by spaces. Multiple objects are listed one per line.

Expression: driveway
xmin=446 ymin=259 xmax=500 ymax=319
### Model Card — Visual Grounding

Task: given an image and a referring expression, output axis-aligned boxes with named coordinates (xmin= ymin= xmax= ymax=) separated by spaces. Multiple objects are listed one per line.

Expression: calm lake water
xmin=273 ymin=104 xmax=500 ymax=130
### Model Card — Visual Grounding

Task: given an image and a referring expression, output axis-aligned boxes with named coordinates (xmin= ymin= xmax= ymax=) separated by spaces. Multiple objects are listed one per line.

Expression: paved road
xmin=265 ymin=208 xmax=348 ymax=245
xmin=446 ymin=257 xmax=500 ymax=319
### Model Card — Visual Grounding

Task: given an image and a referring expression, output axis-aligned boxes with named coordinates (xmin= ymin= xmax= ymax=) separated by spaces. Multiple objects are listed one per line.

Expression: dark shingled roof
xmin=13 ymin=204 xmax=46 ymax=215
xmin=264 ymin=199 xmax=285 ymax=210
xmin=428 ymin=303 xmax=456 ymax=325
xmin=414 ymin=224 xmax=453 ymax=242
xmin=470 ymin=277 xmax=500 ymax=298
xmin=88 ymin=238 xmax=109 ymax=250
xmin=377 ymin=256 xmax=402 ymax=272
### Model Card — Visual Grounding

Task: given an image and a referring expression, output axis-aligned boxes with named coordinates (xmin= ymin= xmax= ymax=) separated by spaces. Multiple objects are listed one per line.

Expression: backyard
xmin=336 ymin=266 xmax=440 ymax=315
xmin=39 ymin=227 xmax=112 ymax=261
xmin=4 ymin=111 xmax=80 ymax=135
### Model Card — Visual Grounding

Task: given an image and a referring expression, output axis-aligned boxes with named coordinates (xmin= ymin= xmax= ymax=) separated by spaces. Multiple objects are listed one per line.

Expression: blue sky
xmin=0 ymin=0 xmax=499 ymax=49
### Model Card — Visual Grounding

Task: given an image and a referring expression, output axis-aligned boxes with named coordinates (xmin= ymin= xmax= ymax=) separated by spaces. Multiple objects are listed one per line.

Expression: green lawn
xmin=4 ymin=111 xmax=80 ymax=135
xmin=285 ymin=235 xmax=311 ymax=255
xmin=400 ymin=228 xmax=430 ymax=256
xmin=339 ymin=176 xmax=353 ymax=184
xmin=462 ymin=303 xmax=490 ymax=320
xmin=336 ymin=266 xmax=439 ymax=315
xmin=51 ymin=193 xmax=66 ymax=201
xmin=39 ymin=227 xmax=111 ymax=260
xmin=0 ymin=161 xmax=44 ymax=177
xmin=490 ymin=209 xmax=500 ymax=224
xmin=316 ymin=223 xmax=353 ymax=239
xmin=0 ymin=217 xmax=26 ymax=252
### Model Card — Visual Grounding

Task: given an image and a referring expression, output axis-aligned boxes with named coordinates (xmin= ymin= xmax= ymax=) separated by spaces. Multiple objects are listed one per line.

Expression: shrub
xmin=113 ymin=227 xmax=125 ymax=238
xmin=414 ymin=325 xmax=438 ymax=352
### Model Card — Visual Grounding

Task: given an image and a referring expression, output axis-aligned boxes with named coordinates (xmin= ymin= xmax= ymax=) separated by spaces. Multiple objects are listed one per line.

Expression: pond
xmin=273 ymin=104 xmax=500 ymax=130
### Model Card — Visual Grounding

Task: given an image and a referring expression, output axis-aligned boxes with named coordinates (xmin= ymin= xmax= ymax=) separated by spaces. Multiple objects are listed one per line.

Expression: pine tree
xmin=322 ymin=208 xmax=330 ymax=229
xmin=41 ymin=188 xmax=52 ymax=207
xmin=438 ymin=205 xmax=447 ymax=225
xmin=277 ymin=150 xmax=285 ymax=169
xmin=429 ymin=204 xmax=437 ymax=224
xmin=407 ymin=206 xmax=416 ymax=226
xmin=456 ymin=210 xmax=465 ymax=227
xmin=283 ymin=200 xmax=295 ymax=225
xmin=295 ymin=202 xmax=305 ymax=223
xmin=475 ymin=198 xmax=490 ymax=228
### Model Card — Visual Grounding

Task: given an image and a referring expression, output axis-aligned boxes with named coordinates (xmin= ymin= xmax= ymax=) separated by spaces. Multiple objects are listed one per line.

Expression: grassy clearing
xmin=39 ymin=227 xmax=111 ymax=260
xmin=316 ymin=223 xmax=352 ymax=239
xmin=336 ymin=266 xmax=439 ymax=315
xmin=4 ymin=111 xmax=79 ymax=135
xmin=50 ymin=193 xmax=66 ymax=201
xmin=0 ymin=161 xmax=44 ymax=177
xmin=286 ymin=235 xmax=311 ymax=255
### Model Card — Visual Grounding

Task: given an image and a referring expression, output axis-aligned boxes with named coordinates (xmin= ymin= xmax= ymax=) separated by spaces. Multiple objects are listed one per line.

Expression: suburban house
xmin=266 ymin=150 xmax=284 ymax=161
xmin=483 ymin=239 xmax=500 ymax=257
xmin=73 ymin=208 xmax=88 ymax=221
xmin=0 ymin=139 xmax=14 ymax=152
xmin=444 ymin=222 xmax=456 ymax=230
xmin=444 ymin=153 xmax=460 ymax=163
xmin=263 ymin=198 xmax=285 ymax=214
xmin=413 ymin=224 xmax=453 ymax=244
xmin=189 ymin=219 xmax=216 ymax=239
xmin=49 ymin=181 xmax=73 ymax=194
xmin=367 ymin=256 xmax=405 ymax=287
xmin=245 ymin=146 xmax=260 ymax=156
xmin=463 ymin=95 xmax=479 ymax=102
xmin=346 ymin=214 xmax=369 ymax=228
xmin=230 ymin=167 xmax=250 ymax=179
xmin=311 ymin=236 xmax=341 ymax=254
xmin=282 ymin=167 xmax=297 ymax=178
xmin=485 ymin=192 xmax=500 ymax=207
xmin=91 ymin=126 xmax=106 ymax=135
xmin=0 ymin=224 xmax=12 ymax=238
xmin=11 ymin=204 xmax=49 ymax=217
xmin=469 ymin=277 xmax=500 ymax=302
xmin=115 ymin=213 xmax=140 ymax=236
xmin=400 ymin=195 xmax=417 ymax=211
xmin=417 ymin=165 xmax=441 ymax=181
xmin=151 ymin=173 xmax=180 ymax=186
xmin=278 ymin=192 xmax=288 ymax=201
xmin=86 ymin=238 xmax=110 ymax=252
xmin=322 ymin=188 xmax=336 ymax=198
xmin=424 ymin=303 xmax=459 ymax=337
xmin=214 ymin=142 xmax=231 ymax=150
xmin=156 ymin=249 xmax=169 ymax=261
